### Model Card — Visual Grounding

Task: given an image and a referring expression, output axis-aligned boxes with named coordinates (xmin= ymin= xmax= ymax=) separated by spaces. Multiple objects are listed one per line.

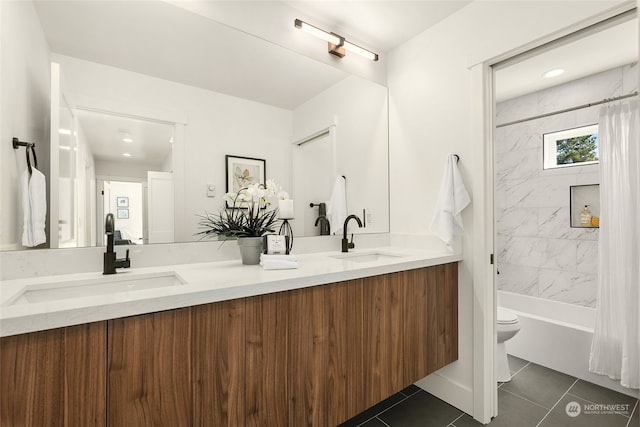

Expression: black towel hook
xmin=13 ymin=137 xmax=37 ymax=175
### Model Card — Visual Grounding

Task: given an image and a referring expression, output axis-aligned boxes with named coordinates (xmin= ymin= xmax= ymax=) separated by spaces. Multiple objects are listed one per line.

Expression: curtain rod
xmin=496 ymin=91 xmax=638 ymax=128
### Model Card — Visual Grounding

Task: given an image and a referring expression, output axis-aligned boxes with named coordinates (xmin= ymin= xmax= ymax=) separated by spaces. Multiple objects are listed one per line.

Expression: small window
xmin=543 ymin=124 xmax=599 ymax=169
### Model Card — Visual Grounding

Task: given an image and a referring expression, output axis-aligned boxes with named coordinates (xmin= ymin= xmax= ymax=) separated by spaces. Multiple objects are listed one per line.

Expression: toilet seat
xmin=497 ymin=307 xmax=518 ymax=325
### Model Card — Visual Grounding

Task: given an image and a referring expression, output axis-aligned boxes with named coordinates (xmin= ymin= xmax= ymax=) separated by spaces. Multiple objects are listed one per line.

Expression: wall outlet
xmin=207 ymin=184 xmax=216 ymax=197
xmin=365 ymin=208 xmax=374 ymax=228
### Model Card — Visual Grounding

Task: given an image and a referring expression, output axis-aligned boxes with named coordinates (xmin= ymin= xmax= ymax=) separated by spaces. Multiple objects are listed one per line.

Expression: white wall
xmin=53 ymin=54 xmax=293 ymax=243
xmin=387 ymin=0 xmax=631 ymax=421
xmin=0 ymin=1 xmax=51 ymax=250
xmin=292 ymin=75 xmax=389 ymax=236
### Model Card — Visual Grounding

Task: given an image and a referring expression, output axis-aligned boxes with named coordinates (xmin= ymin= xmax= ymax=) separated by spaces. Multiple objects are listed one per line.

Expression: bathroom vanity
xmin=0 ymin=248 xmax=459 ymax=426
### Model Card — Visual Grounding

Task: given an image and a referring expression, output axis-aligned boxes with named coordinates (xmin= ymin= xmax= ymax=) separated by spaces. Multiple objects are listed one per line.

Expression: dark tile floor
xmin=338 ymin=355 xmax=639 ymax=427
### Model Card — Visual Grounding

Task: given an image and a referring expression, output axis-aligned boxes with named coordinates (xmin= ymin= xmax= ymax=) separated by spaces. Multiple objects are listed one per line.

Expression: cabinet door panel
xmin=348 ymin=273 xmax=403 ymax=414
xmin=245 ymin=293 xmax=289 ymax=427
xmin=0 ymin=322 xmax=106 ymax=427
xmin=107 ymin=309 xmax=192 ymax=427
xmin=193 ymin=300 xmax=245 ymax=427
xmin=325 ymin=282 xmax=349 ymax=426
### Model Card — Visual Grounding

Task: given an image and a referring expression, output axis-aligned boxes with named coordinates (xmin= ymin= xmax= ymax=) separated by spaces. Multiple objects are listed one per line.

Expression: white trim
xmin=415 ymin=372 xmax=474 ymax=415
xmin=471 ymin=63 xmax=497 ymax=424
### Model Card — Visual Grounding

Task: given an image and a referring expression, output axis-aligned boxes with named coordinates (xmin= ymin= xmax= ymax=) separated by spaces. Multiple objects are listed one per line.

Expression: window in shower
xmin=543 ymin=124 xmax=599 ymax=169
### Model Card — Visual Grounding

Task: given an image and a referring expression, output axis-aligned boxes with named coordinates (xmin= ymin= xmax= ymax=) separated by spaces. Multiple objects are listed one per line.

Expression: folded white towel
xmin=327 ymin=176 xmax=347 ymax=234
xmin=431 ymin=154 xmax=470 ymax=250
xmin=260 ymin=260 xmax=299 ymax=270
xmin=260 ymin=253 xmax=298 ymax=262
xmin=21 ymin=166 xmax=47 ymax=247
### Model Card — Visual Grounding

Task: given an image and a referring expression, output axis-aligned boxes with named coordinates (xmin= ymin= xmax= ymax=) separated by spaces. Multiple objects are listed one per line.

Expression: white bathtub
xmin=498 ymin=291 xmax=639 ymax=399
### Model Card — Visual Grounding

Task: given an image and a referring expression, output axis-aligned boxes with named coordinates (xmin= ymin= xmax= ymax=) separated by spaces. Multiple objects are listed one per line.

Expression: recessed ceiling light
xmin=543 ymin=68 xmax=565 ymax=78
xmin=122 ymin=153 xmax=132 ymax=157
xmin=122 ymin=137 xmax=133 ymax=143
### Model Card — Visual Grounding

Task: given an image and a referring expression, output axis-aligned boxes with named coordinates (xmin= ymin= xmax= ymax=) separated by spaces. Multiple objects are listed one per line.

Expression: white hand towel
xmin=21 ymin=167 xmax=47 ymax=247
xmin=260 ymin=260 xmax=299 ymax=270
xmin=260 ymin=253 xmax=298 ymax=262
xmin=327 ymin=176 xmax=347 ymax=234
xmin=260 ymin=253 xmax=299 ymax=270
xmin=431 ymin=155 xmax=470 ymax=250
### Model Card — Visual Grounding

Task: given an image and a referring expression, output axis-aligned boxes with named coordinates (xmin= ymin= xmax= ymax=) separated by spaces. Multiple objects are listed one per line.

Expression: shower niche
xmin=570 ymin=184 xmax=600 ymax=228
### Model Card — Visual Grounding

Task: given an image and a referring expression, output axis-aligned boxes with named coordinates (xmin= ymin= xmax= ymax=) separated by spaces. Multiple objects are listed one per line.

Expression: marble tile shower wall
xmin=495 ymin=63 xmax=637 ymax=308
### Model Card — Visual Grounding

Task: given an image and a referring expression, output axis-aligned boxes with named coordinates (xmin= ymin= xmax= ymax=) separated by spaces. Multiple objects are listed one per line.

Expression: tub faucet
xmin=342 ymin=214 xmax=363 ymax=252
xmin=104 ymin=213 xmax=131 ymax=275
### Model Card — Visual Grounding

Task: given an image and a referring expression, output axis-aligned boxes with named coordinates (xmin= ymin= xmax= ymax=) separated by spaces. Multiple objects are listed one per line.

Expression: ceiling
xmin=75 ymin=110 xmax=174 ymax=166
xmin=495 ymin=17 xmax=638 ymax=102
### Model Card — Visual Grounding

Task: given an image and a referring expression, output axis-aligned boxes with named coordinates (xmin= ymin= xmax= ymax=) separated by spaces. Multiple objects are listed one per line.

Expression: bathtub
xmin=498 ymin=291 xmax=639 ymax=399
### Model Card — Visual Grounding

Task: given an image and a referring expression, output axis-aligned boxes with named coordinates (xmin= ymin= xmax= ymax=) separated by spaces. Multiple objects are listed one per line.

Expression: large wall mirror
xmin=1 ymin=0 xmax=389 ymax=251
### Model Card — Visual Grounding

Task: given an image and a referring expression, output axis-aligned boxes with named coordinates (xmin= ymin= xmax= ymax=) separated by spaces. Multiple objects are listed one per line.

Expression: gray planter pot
xmin=237 ymin=236 xmax=263 ymax=265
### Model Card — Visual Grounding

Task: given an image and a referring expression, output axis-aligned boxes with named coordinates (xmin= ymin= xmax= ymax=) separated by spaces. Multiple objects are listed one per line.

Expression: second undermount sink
xmin=6 ymin=271 xmax=186 ymax=306
xmin=331 ymin=251 xmax=406 ymax=263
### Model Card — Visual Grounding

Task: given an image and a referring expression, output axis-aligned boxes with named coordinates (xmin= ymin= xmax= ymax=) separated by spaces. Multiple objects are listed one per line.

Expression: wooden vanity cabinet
xmin=0 ymin=322 xmax=106 ymax=427
xmin=0 ymin=263 xmax=458 ymax=427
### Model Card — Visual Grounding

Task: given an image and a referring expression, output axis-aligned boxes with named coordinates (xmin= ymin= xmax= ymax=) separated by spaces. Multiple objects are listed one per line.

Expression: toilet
xmin=497 ymin=307 xmax=521 ymax=382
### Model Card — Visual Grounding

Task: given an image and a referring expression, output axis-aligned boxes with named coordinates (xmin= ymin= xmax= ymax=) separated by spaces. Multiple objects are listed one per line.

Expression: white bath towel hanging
xmin=21 ymin=166 xmax=47 ymax=247
xmin=431 ymin=154 xmax=470 ymax=250
xmin=327 ymin=175 xmax=347 ymax=235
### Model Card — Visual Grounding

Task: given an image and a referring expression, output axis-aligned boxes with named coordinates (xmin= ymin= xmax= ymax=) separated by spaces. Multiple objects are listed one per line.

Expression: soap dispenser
xmin=580 ymin=205 xmax=592 ymax=226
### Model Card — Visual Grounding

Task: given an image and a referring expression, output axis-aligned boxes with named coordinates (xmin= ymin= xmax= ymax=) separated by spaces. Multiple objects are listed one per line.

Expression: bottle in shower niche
xmin=580 ymin=205 xmax=592 ymax=226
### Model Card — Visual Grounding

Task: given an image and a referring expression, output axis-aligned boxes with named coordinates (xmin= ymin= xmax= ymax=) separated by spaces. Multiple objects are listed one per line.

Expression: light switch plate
xmin=207 ymin=184 xmax=216 ymax=197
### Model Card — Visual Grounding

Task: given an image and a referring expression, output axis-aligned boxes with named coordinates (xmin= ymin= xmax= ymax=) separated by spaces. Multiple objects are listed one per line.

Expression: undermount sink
xmin=331 ymin=251 xmax=405 ymax=263
xmin=5 ymin=271 xmax=186 ymax=306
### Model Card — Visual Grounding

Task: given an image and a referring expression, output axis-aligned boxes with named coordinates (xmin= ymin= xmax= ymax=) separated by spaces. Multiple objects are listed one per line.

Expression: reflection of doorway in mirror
xmin=102 ymin=181 xmax=144 ymax=245
xmin=293 ymin=126 xmax=336 ymax=237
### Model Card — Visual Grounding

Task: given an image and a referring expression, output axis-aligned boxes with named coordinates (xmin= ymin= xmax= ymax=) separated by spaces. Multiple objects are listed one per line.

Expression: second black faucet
xmin=341 ymin=214 xmax=363 ymax=252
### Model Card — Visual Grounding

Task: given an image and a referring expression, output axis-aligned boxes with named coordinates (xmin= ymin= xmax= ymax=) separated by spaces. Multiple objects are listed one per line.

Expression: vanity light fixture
xmin=543 ymin=68 xmax=565 ymax=78
xmin=294 ymin=19 xmax=379 ymax=62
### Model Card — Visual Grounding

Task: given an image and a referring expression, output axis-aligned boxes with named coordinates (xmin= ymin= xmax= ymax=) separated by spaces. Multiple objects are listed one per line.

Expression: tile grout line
xmin=376 ymin=416 xmax=392 ymax=427
xmin=500 ymin=387 xmax=553 ymax=412
xmin=624 ymin=400 xmax=638 ymax=427
xmin=354 ymin=392 xmax=415 ymax=427
xmin=535 ymin=378 xmax=580 ymax=427
xmin=448 ymin=412 xmax=466 ymax=427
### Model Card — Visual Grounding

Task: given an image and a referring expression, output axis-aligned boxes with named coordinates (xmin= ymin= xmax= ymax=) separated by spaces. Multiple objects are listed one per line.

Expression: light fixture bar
xmin=343 ymin=40 xmax=379 ymax=61
xmin=294 ymin=19 xmax=379 ymax=62
xmin=294 ymin=19 xmax=341 ymax=45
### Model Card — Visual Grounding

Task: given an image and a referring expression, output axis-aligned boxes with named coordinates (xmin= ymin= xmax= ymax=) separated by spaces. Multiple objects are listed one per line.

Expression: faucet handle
xmin=348 ymin=234 xmax=355 ymax=249
xmin=125 ymin=249 xmax=130 ymax=260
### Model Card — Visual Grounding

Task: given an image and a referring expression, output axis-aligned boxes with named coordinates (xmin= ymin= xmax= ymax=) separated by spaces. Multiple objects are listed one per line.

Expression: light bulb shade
xmin=294 ymin=19 xmax=341 ymax=45
xmin=343 ymin=41 xmax=379 ymax=61
xmin=294 ymin=18 xmax=378 ymax=61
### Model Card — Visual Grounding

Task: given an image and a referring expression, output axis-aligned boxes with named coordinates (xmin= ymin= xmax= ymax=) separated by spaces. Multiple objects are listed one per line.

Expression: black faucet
xmin=342 ymin=214 xmax=363 ymax=252
xmin=314 ymin=215 xmax=331 ymax=235
xmin=103 ymin=213 xmax=131 ymax=275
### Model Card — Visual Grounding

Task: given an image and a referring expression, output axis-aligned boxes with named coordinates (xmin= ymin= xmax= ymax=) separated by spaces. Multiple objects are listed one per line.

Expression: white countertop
xmin=0 ymin=246 xmax=461 ymax=337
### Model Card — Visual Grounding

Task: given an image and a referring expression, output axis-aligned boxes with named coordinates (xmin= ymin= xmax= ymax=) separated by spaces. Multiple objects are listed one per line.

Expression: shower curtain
xmin=589 ymin=99 xmax=639 ymax=389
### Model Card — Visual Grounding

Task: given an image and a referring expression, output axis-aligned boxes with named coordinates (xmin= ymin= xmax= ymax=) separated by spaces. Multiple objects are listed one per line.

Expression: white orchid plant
xmin=196 ymin=180 xmax=289 ymax=239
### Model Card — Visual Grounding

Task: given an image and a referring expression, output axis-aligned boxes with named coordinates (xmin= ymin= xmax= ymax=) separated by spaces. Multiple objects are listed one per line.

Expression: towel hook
xmin=453 ymin=154 xmax=460 ymax=163
xmin=13 ymin=137 xmax=37 ymax=175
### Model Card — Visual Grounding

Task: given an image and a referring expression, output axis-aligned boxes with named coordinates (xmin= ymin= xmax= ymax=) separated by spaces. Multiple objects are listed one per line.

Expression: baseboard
xmin=415 ymin=372 xmax=474 ymax=416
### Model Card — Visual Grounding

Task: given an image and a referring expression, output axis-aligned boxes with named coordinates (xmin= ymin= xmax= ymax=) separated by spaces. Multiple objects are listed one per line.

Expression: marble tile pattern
xmin=495 ymin=64 xmax=637 ymax=308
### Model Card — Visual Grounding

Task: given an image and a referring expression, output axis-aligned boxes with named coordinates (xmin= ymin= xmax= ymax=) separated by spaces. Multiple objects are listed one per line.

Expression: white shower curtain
xmin=589 ymin=99 xmax=639 ymax=389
